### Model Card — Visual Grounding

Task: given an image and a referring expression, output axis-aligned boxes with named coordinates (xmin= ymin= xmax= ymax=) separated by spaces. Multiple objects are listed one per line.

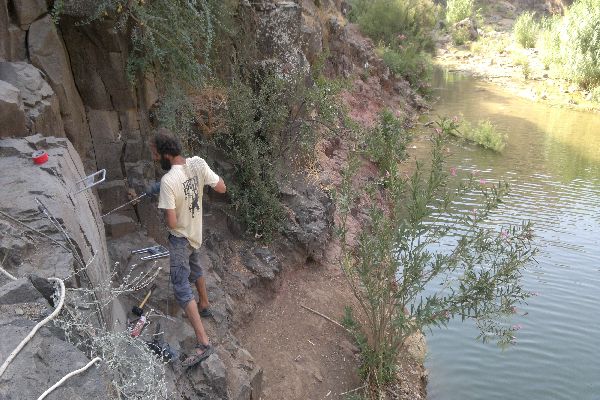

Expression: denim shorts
xmin=168 ymin=234 xmax=203 ymax=308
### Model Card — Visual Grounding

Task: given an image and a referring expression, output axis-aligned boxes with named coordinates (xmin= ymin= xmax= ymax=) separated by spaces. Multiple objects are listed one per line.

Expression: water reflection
xmin=424 ymin=70 xmax=600 ymax=400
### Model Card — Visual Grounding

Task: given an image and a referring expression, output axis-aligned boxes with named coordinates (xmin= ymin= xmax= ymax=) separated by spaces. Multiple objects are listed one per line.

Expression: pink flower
xmin=510 ymin=306 xmax=517 ymax=313
xmin=434 ymin=127 xmax=442 ymax=134
xmin=397 ymin=34 xmax=407 ymax=41
xmin=479 ymin=179 xmax=487 ymax=185
xmin=512 ymin=324 xmax=522 ymax=331
xmin=501 ymin=230 xmax=509 ymax=239
xmin=450 ymin=167 xmax=457 ymax=176
xmin=452 ymin=115 xmax=459 ymax=123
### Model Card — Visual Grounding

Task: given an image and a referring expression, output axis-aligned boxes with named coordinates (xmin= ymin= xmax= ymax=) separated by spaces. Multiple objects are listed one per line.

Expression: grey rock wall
xmin=0 ymin=278 xmax=111 ymax=399
xmin=0 ymin=135 xmax=117 ymax=326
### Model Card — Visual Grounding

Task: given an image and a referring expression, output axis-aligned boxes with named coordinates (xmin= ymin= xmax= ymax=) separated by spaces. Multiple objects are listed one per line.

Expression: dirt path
xmin=237 ymin=133 xmax=428 ymax=400
xmin=238 ymin=256 xmax=363 ymax=400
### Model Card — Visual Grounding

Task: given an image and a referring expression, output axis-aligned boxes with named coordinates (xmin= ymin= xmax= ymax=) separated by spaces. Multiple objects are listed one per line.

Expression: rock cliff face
xmin=0 ymin=135 xmax=116 ymax=398
xmin=0 ymin=1 xmax=420 ymax=398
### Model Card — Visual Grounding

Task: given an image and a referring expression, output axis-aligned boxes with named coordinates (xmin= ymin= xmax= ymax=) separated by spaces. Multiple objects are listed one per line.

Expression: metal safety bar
xmin=71 ymin=169 xmax=106 ymax=195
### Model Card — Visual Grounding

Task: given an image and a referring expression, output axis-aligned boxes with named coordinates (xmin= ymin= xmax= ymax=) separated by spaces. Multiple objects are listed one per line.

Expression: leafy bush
xmin=52 ymin=0 xmax=237 ymax=138
xmin=553 ymin=0 xmax=600 ymax=88
xmin=451 ymin=24 xmax=472 ymax=46
xmin=513 ymin=53 xmax=532 ymax=79
xmin=211 ymin=71 xmax=347 ymax=241
xmin=351 ymin=0 xmax=440 ymax=52
xmin=378 ymin=44 xmax=433 ymax=89
xmin=337 ymin=118 xmax=535 ymax=393
xmin=364 ymin=110 xmax=410 ymax=175
xmin=446 ymin=0 xmax=475 ymax=25
xmin=350 ymin=0 xmax=439 ymax=90
xmin=536 ymin=23 xmax=560 ymax=70
xmin=538 ymin=0 xmax=600 ymax=88
xmin=448 ymin=117 xmax=507 ymax=152
xmin=513 ymin=11 xmax=539 ymax=48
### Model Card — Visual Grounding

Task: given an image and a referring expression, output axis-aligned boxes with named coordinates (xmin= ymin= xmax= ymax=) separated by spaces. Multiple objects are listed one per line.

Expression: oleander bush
xmin=337 ymin=116 xmax=535 ymax=396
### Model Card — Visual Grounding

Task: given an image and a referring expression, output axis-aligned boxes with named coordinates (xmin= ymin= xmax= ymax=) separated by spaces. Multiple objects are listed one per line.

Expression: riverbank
xmin=237 ymin=74 xmax=429 ymax=399
xmin=435 ymin=0 xmax=600 ymax=113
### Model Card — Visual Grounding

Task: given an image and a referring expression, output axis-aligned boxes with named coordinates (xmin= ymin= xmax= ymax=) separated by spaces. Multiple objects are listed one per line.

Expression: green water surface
xmin=424 ymin=70 xmax=600 ymax=400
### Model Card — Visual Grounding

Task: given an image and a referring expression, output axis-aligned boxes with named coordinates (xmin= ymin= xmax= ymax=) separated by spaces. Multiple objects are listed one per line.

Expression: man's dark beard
xmin=160 ymin=155 xmax=172 ymax=171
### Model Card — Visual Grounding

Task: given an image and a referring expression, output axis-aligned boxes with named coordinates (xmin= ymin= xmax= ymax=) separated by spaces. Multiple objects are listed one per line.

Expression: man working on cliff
xmin=147 ymin=129 xmax=226 ymax=367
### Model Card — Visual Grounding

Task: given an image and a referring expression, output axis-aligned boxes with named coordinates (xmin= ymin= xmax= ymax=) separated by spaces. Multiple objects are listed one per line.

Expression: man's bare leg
xmin=195 ymin=276 xmax=210 ymax=311
xmin=184 ymin=299 xmax=209 ymax=346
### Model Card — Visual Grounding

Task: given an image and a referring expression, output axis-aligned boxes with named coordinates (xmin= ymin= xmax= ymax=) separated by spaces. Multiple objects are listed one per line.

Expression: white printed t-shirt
xmin=158 ymin=156 xmax=220 ymax=249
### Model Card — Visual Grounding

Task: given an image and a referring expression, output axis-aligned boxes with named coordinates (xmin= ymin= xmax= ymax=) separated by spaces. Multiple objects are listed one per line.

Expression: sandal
xmin=181 ymin=343 xmax=213 ymax=368
xmin=199 ymin=307 xmax=212 ymax=318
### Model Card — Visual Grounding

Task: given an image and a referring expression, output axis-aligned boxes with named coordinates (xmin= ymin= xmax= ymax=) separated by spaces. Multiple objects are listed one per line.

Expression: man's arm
xmin=213 ymin=177 xmax=226 ymax=194
xmin=164 ymin=209 xmax=177 ymax=229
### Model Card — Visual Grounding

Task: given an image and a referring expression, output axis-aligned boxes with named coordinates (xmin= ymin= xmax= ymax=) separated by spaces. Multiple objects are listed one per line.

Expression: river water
xmin=424 ymin=70 xmax=600 ymax=400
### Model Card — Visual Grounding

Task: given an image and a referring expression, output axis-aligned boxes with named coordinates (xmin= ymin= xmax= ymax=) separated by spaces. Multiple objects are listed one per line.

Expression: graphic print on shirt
xmin=182 ymin=176 xmax=200 ymax=217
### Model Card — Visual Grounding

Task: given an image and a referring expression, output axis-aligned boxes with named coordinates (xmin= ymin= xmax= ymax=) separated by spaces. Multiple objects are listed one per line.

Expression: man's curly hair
xmin=154 ymin=128 xmax=182 ymax=157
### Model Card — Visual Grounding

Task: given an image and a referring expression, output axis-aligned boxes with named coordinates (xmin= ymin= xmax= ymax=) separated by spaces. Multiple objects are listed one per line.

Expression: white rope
xmin=0 ymin=274 xmax=103 ymax=397
xmin=0 ymin=278 xmax=65 ymax=378
xmin=37 ymin=357 xmax=102 ymax=400
xmin=0 ymin=265 xmax=17 ymax=281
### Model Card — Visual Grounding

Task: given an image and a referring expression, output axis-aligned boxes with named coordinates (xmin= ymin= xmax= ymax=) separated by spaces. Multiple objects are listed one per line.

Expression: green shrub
xmin=350 ymin=0 xmax=439 ymax=92
xmin=378 ymin=45 xmax=433 ymax=89
xmin=451 ymin=24 xmax=472 ymax=46
xmin=364 ymin=110 xmax=410 ymax=175
xmin=554 ymin=0 xmax=600 ymax=88
xmin=212 ymin=71 xmax=347 ymax=241
xmin=513 ymin=53 xmax=532 ymax=79
xmin=591 ymin=86 xmax=600 ymax=102
xmin=446 ymin=0 xmax=475 ymax=25
xmin=337 ymin=119 xmax=535 ymax=394
xmin=513 ymin=11 xmax=539 ymax=48
xmin=537 ymin=0 xmax=600 ymax=89
xmin=450 ymin=118 xmax=507 ymax=152
xmin=351 ymin=0 xmax=440 ymax=52
xmin=536 ymin=23 xmax=560 ymax=70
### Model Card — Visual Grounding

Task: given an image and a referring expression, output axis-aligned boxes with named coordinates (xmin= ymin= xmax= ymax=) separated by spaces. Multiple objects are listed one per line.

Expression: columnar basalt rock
xmin=0 ymin=80 xmax=26 ymax=136
xmin=0 ymin=62 xmax=65 ymax=137
xmin=28 ymin=15 xmax=95 ymax=166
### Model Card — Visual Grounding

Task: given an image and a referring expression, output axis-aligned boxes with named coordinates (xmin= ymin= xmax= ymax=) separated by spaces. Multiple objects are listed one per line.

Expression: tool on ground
xmin=129 ymin=315 xmax=147 ymax=338
xmin=131 ymin=245 xmax=169 ymax=261
xmin=101 ymin=192 xmax=147 ymax=218
xmin=70 ymin=169 xmax=106 ymax=195
xmin=132 ymin=286 xmax=154 ymax=317
xmin=129 ymin=285 xmax=155 ymax=337
xmin=32 ymin=150 xmax=48 ymax=165
xmin=145 ymin=322 xmax=177 ymax=363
